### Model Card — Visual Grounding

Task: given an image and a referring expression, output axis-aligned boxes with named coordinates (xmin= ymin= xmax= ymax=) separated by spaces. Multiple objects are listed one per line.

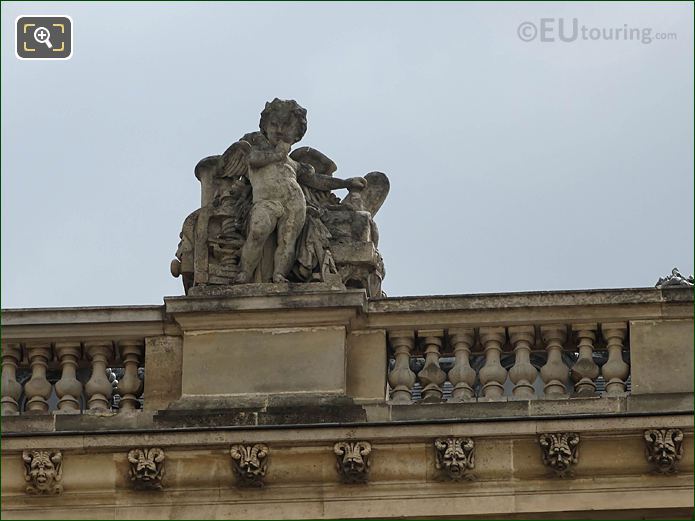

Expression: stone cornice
xmin=1 ymin=305 xmax=171 ymax=341
xmin=2 ymin=286 xmax=691 ymax=339
xmin=366 ymin=287 xmax=693 ymax=329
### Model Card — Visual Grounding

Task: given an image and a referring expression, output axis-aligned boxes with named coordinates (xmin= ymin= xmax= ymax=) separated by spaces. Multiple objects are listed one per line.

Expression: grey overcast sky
xmin=1 ymin=2 xmax=693 ymax=308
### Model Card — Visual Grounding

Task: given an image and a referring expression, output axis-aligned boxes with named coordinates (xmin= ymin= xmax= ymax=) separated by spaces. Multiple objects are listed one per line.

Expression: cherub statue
xmin=171 ymin=98 xmax=390 ymax=296
xmin=221 ymin=98 xmax=366 ymax=283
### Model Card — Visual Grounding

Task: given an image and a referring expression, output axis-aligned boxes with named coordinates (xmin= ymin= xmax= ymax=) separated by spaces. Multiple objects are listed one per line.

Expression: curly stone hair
xmin=259 ymin=98 xmax=308 ymax=143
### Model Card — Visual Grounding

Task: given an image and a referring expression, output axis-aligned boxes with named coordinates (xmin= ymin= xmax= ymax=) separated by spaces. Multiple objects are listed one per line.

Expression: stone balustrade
xmin=1 ymin=339 xmax=145 ymax=415
xmin=1 ymin=287 xmax=692 ymax=422
xmin=386 ymin=322 xmax=629 ymax=404
xmin=0 ymin=287 xmax=692 ymax=520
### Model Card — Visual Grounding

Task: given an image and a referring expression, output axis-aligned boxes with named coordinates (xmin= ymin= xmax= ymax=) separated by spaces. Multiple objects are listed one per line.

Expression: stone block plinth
xmin=164 ymin=284 xmax=369 ymax=405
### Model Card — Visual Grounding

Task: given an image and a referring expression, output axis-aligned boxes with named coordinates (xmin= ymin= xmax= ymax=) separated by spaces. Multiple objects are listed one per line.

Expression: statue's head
xmin=259 ymin=98 xmax=307 ymax=145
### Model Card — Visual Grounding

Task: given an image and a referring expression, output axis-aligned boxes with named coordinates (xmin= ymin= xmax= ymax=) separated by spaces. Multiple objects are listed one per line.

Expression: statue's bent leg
xmin=273 ymin=204 xmax=307 ymax=282
xmin=238 ymin=201 xmax=283 ymax=282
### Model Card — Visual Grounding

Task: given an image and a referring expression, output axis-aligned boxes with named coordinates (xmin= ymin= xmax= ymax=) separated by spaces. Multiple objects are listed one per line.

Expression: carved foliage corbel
xmin=334 ymin=441 xmax=371 ymax=484
xmin=22 ymin=450 xmax=63 ymax=495
xmin=230 ymin=443 xmax=269 ymax=487
xmin=434 ymin=437 xmax=475 ymax=481
xmin=128 ymin=447 xmax=165 ymax=490
xmin=538 ymin=432 xmax=579 ymax=477
xmin=644 ymin=428 xmax=684 ymax=474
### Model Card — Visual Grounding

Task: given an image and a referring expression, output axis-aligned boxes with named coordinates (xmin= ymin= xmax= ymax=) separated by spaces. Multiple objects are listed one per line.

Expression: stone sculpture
xmin=230 ymin=443 xmax=269 ymax=487
xmin=433 ymin=437 xmax=475 ymax=481
xmin=538 ymin=432 xmax=579 ymax=477
xmin=655 ymin=268 xmax=694 ymax=288
xmin=334 ymin=441 xmax=372 ymax=484
xmin=22 ymin=450 xmax=63 ymax=495
xmin=644 ymin=428 xmax=683 ymax=474
xmin=171 ymin=99 xmax=389 ymax=297
xmin=127 ymin=447 xmax=165 ymax=490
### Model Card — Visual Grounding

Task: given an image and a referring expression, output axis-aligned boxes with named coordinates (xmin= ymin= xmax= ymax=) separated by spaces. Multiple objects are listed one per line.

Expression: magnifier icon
xmin=33 ymin=26 xmax=53 ymax=49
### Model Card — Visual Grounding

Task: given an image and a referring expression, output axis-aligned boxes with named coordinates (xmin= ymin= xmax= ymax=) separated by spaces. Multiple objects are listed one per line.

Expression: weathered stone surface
xmin=54 ymin=410 xmax=152 ymax=432
xmin=186 ymin=280 xmax=346 ymax=297
xmin=171 ymin=99 xmax=389 ymax=297
xmin=1 ymin=415 xmax=56 ymax=433
xmin=257 ymin=404 xmax=367 ymax=426
xmin=164 ymin=286 xmax=367 ymax=318
xmin=155 ymin=402 xmax=368 ymax=428
xmin=154 ymin=408 xmax=259 ymax=428
xmin=346 ymin=330 xmax=387 ymax=403
xmin=3 ymin=394 xmax=689 ymax=434
xmin=143 ymin=336 xmax=183 ymax=412
xmin=367 ymin=287 xmax=689 ymax=313
xmin=630 ymin=319 xmax=694 ymax=395
xmin=180 ymin=326 xmax=347 ymax=396
xmin=390 ymin=400 xmax=529 ymax=421
xmin=625 ymin=393 xmax=693 ymax=414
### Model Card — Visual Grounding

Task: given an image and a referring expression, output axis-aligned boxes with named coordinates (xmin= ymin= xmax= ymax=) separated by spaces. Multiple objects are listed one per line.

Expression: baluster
xmin=24 ymin=342 xmax=53 ymax=413
xmin=387 ymin=331 xmax=416 ymax=404
xmin=601 ymin=322 xmax=629 ymax=395
xmin=117 ymin=340 xmax=144 ymax=412
xmin=447 ymin=328 xmax=476 ymax=402
xmin=570 ymin=324 xmax=599 ymax=396
xmin=478 ymin=327 xmax=507 ymax=400
xmin=54 ymin=342 xmax=83 ymax=412
xmin=85 ymin=341 xmax=114 ymax=410
xmin=1 ymin=342 xmax=23 ymax=415
xmin=416 ymin=330 xmax=446 ymax=403
xmin=508 ymin=326 xmax=538 ymax=399
xmin=540 ymin=325 xmax=569 ymax=398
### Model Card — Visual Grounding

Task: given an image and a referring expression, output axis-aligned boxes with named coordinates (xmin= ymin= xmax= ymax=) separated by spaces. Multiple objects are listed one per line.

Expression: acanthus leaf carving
xmin=230 ymin=443 xmax=269 ymax=487
xmin=22 ymin=449 xmax=63 ymax=495
xmin=333 ymin=441 xmax=371 ymax=484
xmin=538 ymin=432 xmax=579 ymax=477
xmin=127 ymin=447 xmax=165 ymax=490
xmin=434 ymin=437 xmax=475 ymax=481
xmin=644 ymin=428 xmax=684 ymax=474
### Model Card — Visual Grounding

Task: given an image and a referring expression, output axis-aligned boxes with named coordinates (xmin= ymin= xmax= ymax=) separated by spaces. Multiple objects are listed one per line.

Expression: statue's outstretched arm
xmin=298 ymin=166 xmax=366 ymax=191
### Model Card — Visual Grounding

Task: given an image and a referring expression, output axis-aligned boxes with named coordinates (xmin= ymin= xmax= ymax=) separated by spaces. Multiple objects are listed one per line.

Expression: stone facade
xmin=1 ymin=100 xmax=692 ymax=519
xmin=1 ymin=286 xmax=693 ymax=519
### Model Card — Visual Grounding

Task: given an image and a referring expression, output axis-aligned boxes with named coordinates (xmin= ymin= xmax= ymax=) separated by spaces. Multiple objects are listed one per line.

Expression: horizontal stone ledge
xmin=1 ymin=477 xmax=693 ymax=518
xmin=2 ymin=493 xmax=693 ymax=521
xmin=0 ymin=305 xmax=172 ymax=341
xmin=368 ymin=287 xmax=693 ymax=314
xmin=0 ymin=305 xmax=165 ymax=325
xmin=2 ymin=394 xmax=692 ymax=435
xmin=3 ymin=287 xmax=690 ymax=328
xmin=164 ymin=287 xmax=368 ymax=315
xmin=2 ymin=409 xmax=692 ymax=446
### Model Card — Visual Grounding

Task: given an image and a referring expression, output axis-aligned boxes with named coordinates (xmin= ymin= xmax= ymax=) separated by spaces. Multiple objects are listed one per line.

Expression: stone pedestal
xmin=163 ymin=284 xmax=369 ymax=409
